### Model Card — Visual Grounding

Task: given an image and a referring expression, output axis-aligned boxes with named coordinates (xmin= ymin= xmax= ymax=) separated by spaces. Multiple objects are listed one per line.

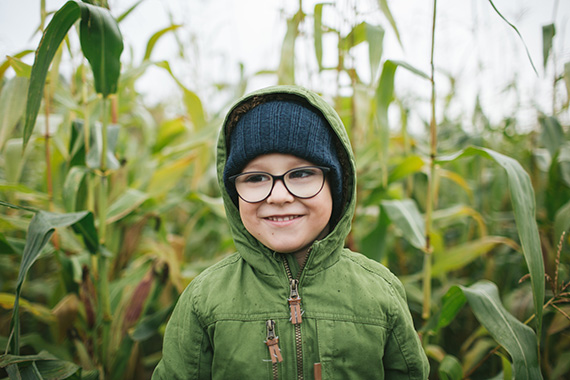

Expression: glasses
xmin=229 ymin=166 xmax=330 ymax=203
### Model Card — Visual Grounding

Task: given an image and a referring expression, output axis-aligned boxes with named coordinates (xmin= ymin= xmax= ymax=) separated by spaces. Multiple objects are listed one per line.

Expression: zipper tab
xmin=288 ymin=279 xmax=303 ymax=324
xmin=265 ymin=320 xmax=283 ymax=364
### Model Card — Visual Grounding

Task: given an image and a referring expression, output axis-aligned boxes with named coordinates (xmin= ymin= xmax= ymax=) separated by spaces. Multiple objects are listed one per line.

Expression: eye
xmin=240 ymin=173 xmax=271 ymax=184
xmin=288 ymin=167 xmax=319 ymax=180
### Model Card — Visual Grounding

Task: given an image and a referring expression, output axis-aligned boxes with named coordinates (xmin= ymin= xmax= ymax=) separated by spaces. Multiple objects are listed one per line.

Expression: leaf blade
xmin=460 ymin=281 xmax=542 ymax=379
xmin=437 ymin=146 xmax=545 ymax=338
xmin=23 ymin=1 xmax=81 ymax=148
xmin=542 ymin=23 xmax=555 ymax=70
xmin=381 ymin=199 xmax=425 ymax=250
xmin=78 ymin=2 xmax=124 ymax=97
xmin=0 ymin=77 xmax=28 ymax=151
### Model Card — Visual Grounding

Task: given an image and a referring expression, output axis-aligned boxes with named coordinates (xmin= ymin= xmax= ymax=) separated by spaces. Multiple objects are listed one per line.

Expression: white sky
xmin=1 ymin=0 xmax=569 ymax=131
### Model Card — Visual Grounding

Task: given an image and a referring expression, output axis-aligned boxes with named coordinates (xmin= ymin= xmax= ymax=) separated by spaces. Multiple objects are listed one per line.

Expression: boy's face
xmin=237 ymin=153 xmax=333 ymax=256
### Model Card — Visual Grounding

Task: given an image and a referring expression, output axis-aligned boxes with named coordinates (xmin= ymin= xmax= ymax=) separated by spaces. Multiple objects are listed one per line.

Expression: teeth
xmin=267 ymin=215 xmax=298 ymax=222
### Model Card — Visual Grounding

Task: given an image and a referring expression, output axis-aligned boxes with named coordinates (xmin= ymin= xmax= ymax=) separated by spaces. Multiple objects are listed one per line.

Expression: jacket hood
xmin=216 ymin=85 xmax=357 ymax=276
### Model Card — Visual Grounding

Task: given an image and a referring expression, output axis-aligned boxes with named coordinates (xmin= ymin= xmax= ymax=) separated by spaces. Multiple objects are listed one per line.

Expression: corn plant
xmin=0 ymin=0 xmax=221 ymax=378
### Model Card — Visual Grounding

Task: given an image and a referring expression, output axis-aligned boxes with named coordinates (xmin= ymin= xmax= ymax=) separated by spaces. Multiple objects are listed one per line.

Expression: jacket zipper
xmin=283 ymin=252 xmax=309 ymax=380
xmin=265 ymin=319 xmax=283 ymax=380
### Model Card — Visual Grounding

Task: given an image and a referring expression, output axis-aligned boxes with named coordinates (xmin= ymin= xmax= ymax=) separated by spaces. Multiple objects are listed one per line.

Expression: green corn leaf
xmin=375 ymin=60 xmax=429 ymax=185
xmin=155 ymin=61 xmax=206 ymax=129
xmin=182 ymin=90 xmax=207 ymax=130
xmin=143 ymin=24 xmax=182 ymax=61
xmin=389 ymin=60 xmax=430 ymax=80
xmin=377 ymin=0 xmax=402 ymax=47
xmin=3 ymin=139 xmax=27 ymax=183
xmin=437 ymin=146 xmax=545 ymax=341
xmin=314 ymin=3 xmax=325 ymax=70
xmin=62 ymin=166 xmax=89 ymax=212
xmin=116 ymin=0 xmax=146 ymax=23
xmin=432 ymin=236 xmax=519 ymax=277
xmin=381 ymin=199 xmax=425 ymax=251
xmin=86 ymin=123 xmax=120 ymax=170
xmin=487 ymin=0 xmax=538 ymax=76
xmin=78 ymin=2 xmax=124 ymax=96
xmin=375 ymin=60 xmax=397 ymax=185
xmin=367 ymin=24 xmax=385 ymax=83
xmin=436 ymin=286 xmax=466 ymax=331
xmin=0 ymin=201 xmax=98 ymax=355
xmin=438 ymin=354 xmax=463 ymax=380
xmin=0 ymin=50 xmax=34 ymax=81
xmin=278 ymin=10 xmax=303 ymax=85
xmin=339 ymin=22 xmax=365 ymax=51
xmin=539 ymin=115 xmax=564 ymax=157
xmin=361 ymin=209 xmax=390 ymax=262
xmin=376 ymin=60 xmax=397 ymax=131
xmin=459 ymin=281 xmax=542 ymax=380
xmin=16 ymin=210 xmax=98 ymax=285
xmin=554 ymin=200 xmax=570 ymax=245
xmin=463 ymin=338 xmax=500 ymax=375
xmin=438 ymin=169 xmax=474 ymax=200
xmin=7 ymin=56 xmax=32 ymax=78
xmin=147 ymin=154 xmax=195 ymax=197
xmin=0 ymin=293 xmax=54 ymax=323
xmin=340 ymin=22 xmax=385 ymax=82
xmin=388 ymin=155 xmax=425 ymax=183
xmin=154 ymin=117 xmax=187 ymax=153
xmin=23 ymin=1 xmax=80 ymax=149
xmin=542 ymin=23 xmax=556 ymax=70
xmin=109 ymin=335 xmax=135 ymax=380
xmin=0 ymin=77 xmax=28 ymax=151
xmin=0 ymin=200 xmax=37 ymax=213
xmin=7 ymin=361 xmax=43 ymax=379
xmin=23 ymin=0 xmax=123 ymax=149
xmin=106 ymin=188 xmax=149 ymax=223
xmin=432 ymin=205 xmax=487 ymax=236
xmin=0 ymin=183 xmax=45 ymax=198
xmin=130 ymin=304 xmax=175 ymax=342
xmin=557 ymin=143 xmax=570 ymax=187
xmin=496 ymin=351 xmax=514 ymax=380
xmin=0 ymin=351 xmax=80 ymax=379
xmin=546 ymin=144 xmax=570 ymax=221
xmin=5 ymin=364 xmax=20 ymax=379
xmin=68 ymin=120 xmax=86 ymax=167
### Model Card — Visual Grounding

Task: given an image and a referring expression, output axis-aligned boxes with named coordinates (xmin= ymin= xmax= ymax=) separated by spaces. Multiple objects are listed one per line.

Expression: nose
xmin=266 ymin=179 xmax=295 ymax=204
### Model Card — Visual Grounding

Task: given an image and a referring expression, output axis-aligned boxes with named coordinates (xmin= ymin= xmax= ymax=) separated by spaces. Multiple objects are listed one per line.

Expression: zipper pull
xmin=288 ymin=279 xmax=303 ymax=324
xmin=265 ymin=320 xmax=283 ymax=364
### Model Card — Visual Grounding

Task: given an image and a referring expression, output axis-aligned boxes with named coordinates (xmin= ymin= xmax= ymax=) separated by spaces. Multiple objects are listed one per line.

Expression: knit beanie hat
xmin=223 ymin=99 xmax=344 ymax=224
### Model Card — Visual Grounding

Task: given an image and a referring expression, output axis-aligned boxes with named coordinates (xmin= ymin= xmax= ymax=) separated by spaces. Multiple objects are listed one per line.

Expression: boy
xmin=152 ymin=85 xmax=429 ymax=379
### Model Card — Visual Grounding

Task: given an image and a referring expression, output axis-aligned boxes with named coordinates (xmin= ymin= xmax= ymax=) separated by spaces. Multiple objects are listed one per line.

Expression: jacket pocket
xmin=316 ymin=319 xmax=387 ymax=380
xmin=209 ymin=320 xmax=279 ymax=380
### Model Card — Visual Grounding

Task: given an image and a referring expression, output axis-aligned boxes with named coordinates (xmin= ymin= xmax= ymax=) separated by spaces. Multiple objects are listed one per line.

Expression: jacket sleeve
xmin=383 ymin=278 xmax=430 ymax=379
xmin=152 ymin=285 xmax=212 ymax=380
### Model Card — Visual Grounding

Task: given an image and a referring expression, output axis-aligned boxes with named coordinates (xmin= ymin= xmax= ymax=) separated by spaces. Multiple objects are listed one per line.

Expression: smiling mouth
xmin=265 ymin=215 xmax=301 ymax=222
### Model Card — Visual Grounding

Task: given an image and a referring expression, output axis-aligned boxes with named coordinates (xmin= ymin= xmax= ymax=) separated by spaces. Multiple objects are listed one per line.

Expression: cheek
xmin=318 ymin=183 xmax=333 ymax=218
xmin=238 ymin=200 xmax=258 ymax=233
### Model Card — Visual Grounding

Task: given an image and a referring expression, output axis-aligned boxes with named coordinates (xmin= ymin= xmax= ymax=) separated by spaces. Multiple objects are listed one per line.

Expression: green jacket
xmin=152 ymin=86 xmax=429 ymax=379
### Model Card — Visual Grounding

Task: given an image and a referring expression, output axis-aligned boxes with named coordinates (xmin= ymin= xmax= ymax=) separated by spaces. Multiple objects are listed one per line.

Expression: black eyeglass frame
xmin=228 ymin=165 xmax=331 ymax=203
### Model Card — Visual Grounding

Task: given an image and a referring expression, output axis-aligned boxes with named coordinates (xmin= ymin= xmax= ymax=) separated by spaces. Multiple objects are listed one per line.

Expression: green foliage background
xmin=0 ymin=0 xmax=569 ymax=379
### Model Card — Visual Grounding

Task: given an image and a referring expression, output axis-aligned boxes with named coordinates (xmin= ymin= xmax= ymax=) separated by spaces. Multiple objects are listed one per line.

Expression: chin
xmin=268 ymin=245 xmax=300 ymax=254
xmin=264 ymin=241 xmax=303 ymax=254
